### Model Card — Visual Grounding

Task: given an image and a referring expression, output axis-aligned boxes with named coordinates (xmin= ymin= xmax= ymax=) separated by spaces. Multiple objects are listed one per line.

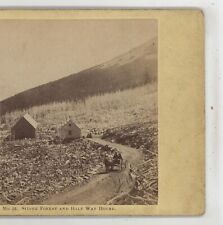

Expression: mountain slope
xmin=0 ymin=37 xmax=157 ymax=115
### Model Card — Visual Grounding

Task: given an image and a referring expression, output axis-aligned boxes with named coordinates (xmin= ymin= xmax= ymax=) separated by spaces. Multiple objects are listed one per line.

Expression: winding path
xmin=42 ymin=138 xmax=143 ymax=205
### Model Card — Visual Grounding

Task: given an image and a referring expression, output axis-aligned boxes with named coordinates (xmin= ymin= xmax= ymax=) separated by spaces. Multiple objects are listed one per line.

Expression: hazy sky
xmin=0 ymin=19 xmax=157 ymax=100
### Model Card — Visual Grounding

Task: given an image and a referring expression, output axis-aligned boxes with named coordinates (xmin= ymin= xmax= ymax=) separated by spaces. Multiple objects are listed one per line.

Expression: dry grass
xmin=0 ymin=83 xmax=158 ymax=205
xmin=1 ymin=83 xmax=157 ymax=134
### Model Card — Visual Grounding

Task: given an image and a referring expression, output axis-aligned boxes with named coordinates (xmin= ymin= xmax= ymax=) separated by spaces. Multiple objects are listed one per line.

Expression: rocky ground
xmin=102 ymin=121 xmax=158 ymax=205
xmin=0 ymin=121 xmax=158 ymax=205
xmin=0 ymin=138 xmax=105 ymax=204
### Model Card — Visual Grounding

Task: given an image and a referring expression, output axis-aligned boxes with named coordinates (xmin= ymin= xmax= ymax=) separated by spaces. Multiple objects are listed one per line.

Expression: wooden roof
xmin=13 ymin=113 xmax=38 ymax=129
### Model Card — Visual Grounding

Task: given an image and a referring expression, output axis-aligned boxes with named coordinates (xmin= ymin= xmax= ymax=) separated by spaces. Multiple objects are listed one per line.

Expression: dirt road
xmin=42 ymin=138 xmax=143 ymax=205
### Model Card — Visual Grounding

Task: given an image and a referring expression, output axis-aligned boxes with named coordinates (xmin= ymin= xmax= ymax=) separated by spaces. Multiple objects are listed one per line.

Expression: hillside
xmin=0 ymin=37 xmax=157 ymax=115
xmin=0 ymin=84 xmax=158 ymax=205
xmin=1 ymin=84 xmax=157 ymax=138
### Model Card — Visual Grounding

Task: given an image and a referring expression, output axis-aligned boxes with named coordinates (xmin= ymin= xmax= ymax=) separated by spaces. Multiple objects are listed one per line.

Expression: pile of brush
xmin=0 ymin=138 xmax=105 ymax=204
xmin=103 ymin=121 xmax=158 ymax=205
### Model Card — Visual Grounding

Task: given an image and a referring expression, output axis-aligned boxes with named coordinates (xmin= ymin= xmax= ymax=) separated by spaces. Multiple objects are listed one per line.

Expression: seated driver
xmin=113 ymin=151 xmax=123 ymax=162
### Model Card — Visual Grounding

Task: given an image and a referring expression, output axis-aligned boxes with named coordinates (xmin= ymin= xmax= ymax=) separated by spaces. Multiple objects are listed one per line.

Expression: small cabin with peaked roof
xmin=58 ymin=119 xmax=81 ymax=140
xmin=11 ymin=114 xmax=38 ymax=140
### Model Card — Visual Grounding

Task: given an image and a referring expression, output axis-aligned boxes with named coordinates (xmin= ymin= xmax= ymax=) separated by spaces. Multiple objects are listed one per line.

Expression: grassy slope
xmin=1 ymin=83 xmax=157 ymax=137
xmin=0 ymin=84 xmax=158 ymax=205
xmin=0 ymin=38 xmax=157 ymax=115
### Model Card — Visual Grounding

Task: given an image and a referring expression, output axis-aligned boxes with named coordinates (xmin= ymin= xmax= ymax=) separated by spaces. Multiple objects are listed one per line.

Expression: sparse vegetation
xmin=1 ymin=84 xmax=157 ymax=138
xmin=0 ymin=34 xmax=158 ymax=206
xmin=0 ymin=38 xmax=157 ymax=115
xmin=102 ymin=121 xmax=158 ymax=205
xmin=0 ymin=83 xmax=158 ymax=205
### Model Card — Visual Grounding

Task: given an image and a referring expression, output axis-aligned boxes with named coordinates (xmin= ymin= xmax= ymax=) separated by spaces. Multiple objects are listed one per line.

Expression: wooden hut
xmin=59 ymin=119 xmax=81 ymax=140
xmin=11 ymin=114 xmax=38 ymax=140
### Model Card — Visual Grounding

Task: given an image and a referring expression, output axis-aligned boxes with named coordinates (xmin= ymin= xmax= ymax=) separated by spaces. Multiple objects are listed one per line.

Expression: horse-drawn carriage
xmin=103 ymin=145 xmax=125 ymax=172
xmin=104 ymin=155 xmax=123 ymax=172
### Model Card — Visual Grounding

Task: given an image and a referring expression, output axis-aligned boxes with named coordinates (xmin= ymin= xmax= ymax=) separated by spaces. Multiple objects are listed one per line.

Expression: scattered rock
xmin=0 ymin=138 xmax=106 ymax=204
xmin=102 ymin=121 xmax=158 ymax=205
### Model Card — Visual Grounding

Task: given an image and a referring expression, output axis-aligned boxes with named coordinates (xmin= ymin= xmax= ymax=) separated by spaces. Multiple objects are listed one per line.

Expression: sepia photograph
xmin=0 ymin=18 xmax=158 ymax=206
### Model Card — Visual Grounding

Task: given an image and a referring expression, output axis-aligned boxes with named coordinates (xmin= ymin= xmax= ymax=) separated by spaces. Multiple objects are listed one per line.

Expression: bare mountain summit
xmin=0 ymin=37 xmax=157 ymax=115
